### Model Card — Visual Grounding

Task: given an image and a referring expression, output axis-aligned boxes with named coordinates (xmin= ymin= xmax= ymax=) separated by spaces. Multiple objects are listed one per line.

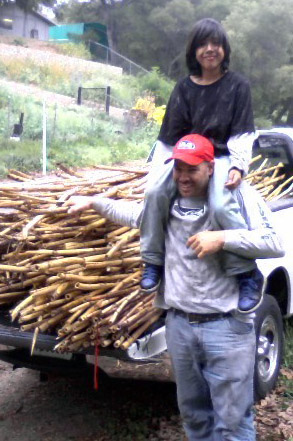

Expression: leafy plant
xmin=0 ymin=84 xmax=159 ymax=176
xmin=284 ymin=317 xmax=293 ymax=369
xmin=53 ymin=42 xmax=91 ymax=60
xmin=127 ymin=67 xmax=174 ymax=106
xmin=12 ymin=37 xmax=26 ymax=47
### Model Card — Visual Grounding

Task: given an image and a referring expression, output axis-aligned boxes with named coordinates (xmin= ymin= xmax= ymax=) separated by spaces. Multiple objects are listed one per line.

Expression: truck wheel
xmin=254 ymin=294 xmax=284 ymax=401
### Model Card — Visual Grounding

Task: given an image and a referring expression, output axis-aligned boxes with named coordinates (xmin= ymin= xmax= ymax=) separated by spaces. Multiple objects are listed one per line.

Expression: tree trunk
xmin=286 ymin=98 xmax=293 ymax=126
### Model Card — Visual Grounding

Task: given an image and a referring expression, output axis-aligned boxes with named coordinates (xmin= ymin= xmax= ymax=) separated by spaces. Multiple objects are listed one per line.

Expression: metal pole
xmin=105 ymin=86 xmax=111 ymax=114
xmin=77 ymin=87 xmax=82 ymax=105
xmin=42 ymin=101 xmax=47 ymax=175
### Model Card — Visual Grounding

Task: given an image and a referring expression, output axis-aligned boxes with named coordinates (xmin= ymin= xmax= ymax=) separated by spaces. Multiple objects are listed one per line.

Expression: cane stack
xmin=0 ymin=158 xmax=291 ymax=353
xmin=0 ymin=165 xmax=162 ymax=353
xmin=246 ymin=155 xmax=293 ymax=201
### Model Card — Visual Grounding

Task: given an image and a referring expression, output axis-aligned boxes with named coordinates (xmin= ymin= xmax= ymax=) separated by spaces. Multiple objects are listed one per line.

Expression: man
xmin=67 ymin=134 xmax=284 ymax=441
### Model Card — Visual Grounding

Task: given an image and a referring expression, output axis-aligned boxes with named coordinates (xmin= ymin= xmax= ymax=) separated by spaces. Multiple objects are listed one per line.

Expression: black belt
xmin=171 ymin=308 xmax=231 ymax=324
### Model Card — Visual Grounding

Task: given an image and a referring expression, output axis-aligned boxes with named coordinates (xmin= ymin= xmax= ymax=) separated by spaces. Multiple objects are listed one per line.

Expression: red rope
xmin=94 ymin=334 xmax=99 ymax=390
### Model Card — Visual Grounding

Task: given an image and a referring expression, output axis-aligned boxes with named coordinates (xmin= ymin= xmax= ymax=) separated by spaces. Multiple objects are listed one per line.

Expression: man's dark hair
xmin=186 ymin=18 xmax=231 ymax=76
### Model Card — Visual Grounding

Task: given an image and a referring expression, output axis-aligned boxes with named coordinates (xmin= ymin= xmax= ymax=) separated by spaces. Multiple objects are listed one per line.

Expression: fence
xmin=0 ymin=91 xmax=156 ymax=177
xmin=77 ymin=86 xmax=111 ymax=114
xmin=88 ymin=40 xmax=149 ymax=76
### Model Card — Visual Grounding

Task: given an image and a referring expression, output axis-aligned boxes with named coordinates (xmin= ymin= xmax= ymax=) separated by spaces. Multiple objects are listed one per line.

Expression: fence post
xmin=77 ymin=87 xmax=82 ymax=105
xmin=105 ymin=86 xmax=111 ymax=114
xmin=42 ymin=101 xmax=47 ymax=176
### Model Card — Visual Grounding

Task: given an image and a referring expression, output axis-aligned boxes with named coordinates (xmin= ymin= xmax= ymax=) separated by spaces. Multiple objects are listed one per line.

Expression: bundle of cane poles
xmin=0 ymin=165 xmax=161 ymax=353
xmin=0 ymin=158 xmax=291 ymax=354
xmin=246 ymin=155 xmax=293 ymax=201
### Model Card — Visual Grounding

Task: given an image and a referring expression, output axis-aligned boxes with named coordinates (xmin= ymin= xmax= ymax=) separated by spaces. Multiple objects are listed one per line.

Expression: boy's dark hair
xmin=186 ymin=18 xmax=231 ymax=76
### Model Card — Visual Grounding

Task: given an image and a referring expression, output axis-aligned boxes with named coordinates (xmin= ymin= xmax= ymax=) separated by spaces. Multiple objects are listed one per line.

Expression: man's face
xmin=173 ymin=159 xmax=214 ymax=198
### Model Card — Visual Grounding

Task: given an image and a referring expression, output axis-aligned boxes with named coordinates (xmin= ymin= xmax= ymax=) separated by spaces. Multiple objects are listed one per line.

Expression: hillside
xmin=0 ymin=34 xmax=64 ymax=52
xmin=0 ymin=37 xmax=171 ymax=176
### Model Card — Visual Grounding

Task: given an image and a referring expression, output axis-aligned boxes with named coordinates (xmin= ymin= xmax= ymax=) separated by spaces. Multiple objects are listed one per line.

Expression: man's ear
xmin=208 ymin=160 xmax=215 ymax=176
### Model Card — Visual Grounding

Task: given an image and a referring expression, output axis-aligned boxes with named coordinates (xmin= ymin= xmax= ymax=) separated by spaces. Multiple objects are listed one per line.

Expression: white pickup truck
xmin=0 ymin=127 xmax=292 ymax=400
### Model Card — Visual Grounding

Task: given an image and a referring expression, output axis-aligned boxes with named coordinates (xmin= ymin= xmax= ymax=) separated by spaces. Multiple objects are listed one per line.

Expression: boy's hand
xmin=187 ymin=231 xmax=225 ymax=258
xmin=66 ymin=196 xmax=93 ymax=214
xmin=225 ymin=168 xmax=242 ymax=190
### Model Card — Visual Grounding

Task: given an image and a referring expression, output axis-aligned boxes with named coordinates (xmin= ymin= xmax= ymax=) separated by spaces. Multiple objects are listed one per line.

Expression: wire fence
xmin=88 ymin=40 xmax=149 ymax=76
xmin=0 ymin=91 xmax=156 ymax=177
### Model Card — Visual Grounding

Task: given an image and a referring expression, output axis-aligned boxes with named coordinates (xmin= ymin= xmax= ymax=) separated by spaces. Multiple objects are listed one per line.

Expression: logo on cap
xmin=177 ymin=140 xmax=196 ymax=150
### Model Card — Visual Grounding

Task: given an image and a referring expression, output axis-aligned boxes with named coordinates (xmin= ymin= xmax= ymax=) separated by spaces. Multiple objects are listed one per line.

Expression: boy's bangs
xmin=196 ymin=26 xmax=224 ymax=48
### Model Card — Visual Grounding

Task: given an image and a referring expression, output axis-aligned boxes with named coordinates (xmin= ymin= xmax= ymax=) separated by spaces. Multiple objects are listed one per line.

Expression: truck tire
xmin=254 ymin=294 xmax=284 ymax=401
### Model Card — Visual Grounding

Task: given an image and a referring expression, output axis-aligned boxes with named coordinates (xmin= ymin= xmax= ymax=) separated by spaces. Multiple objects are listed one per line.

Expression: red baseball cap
xmin=165 ymin=134 xmax=214 ymax=165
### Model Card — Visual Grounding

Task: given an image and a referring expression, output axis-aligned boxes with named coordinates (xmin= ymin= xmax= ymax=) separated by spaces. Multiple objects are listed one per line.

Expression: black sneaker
xmin=237 ymin=268 xmax=264 ymax=313
xmin=141 ymin=263 xmax=163 ymax=293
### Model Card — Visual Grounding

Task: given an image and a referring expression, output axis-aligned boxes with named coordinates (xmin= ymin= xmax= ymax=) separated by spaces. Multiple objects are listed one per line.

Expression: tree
xmin=54 ymin=0 xmax=233 ymax=76
xmin=54 ymin=0 xmax=293 ymax=125
xmin=224 ymin=0 xmax=293 ymax=125
xmin=54 ymin=0 xmax=134 ymax=50
xmin=0 ymin=0 xmax=54 ymax=7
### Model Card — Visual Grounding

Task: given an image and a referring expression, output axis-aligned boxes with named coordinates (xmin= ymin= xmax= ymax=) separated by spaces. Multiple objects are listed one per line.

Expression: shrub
xmin=53 ymin=42 xmax=91 ymax=60
xmin=12 ymin=37 xmax=26 ymax=47
xmin=0 ymin=85 xmax=159 ymax=176
xmin=134 ymin=67 xmax=174 ymax=105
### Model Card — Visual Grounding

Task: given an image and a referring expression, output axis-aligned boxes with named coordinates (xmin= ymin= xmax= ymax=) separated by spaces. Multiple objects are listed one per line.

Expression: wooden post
xmin=105 ymin=86 xmax=110 ymax=114
xmin=77 ymin=87 xmax=82 ymax=105
xmin=42 ymin=101 xmax=47 ymax=175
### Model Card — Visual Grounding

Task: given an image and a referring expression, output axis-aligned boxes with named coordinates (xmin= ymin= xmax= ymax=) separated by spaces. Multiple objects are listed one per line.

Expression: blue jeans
xmin=140 ymin=156 xmax=255 ymax=275
xmin=165 ymin=309 xmax=256 ymax=441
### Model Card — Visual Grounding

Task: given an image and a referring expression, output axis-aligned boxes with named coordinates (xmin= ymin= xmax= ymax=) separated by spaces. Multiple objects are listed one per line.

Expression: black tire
xmin=254 ymin=294 xmax=284 ymax=401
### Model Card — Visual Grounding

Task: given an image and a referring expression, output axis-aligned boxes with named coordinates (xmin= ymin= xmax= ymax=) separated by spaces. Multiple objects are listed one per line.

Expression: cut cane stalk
xmin=120 ymin=311 xmax=163 ymax=350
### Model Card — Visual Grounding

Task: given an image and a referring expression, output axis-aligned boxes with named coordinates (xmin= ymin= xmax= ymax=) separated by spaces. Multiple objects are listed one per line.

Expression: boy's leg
xmin=141 ymin=162 xmax=175 ymax=265
xmin=209 ymin=157 xmax=263 ymax=312
xmin=140 ymin=162 xmax=176 ymax=291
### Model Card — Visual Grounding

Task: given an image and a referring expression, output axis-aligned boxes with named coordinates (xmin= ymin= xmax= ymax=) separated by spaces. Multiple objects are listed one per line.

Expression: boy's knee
xmin=212 ymin=203 xmax=227 ymax=223
xmin=145 ymin=184 xmax=160 ymax=200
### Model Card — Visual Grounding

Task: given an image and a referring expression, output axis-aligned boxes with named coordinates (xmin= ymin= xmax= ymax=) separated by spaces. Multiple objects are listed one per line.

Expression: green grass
xmin=0 ymin=52 xmax=174 ymax=110
xmin=0 ymin=48 xmax=172 ymax=177
xmin=0 ymin=85 xmax=159 ymax=176
xmin=284 ymin=317 xmax=293 ymax=368
xmin=0 ymin=139 xmax=42 ymax=176
xmin=282 ymin=317 xmax=293 ymax=401
xmin=53 ymin=42 xmax=91 ymax=60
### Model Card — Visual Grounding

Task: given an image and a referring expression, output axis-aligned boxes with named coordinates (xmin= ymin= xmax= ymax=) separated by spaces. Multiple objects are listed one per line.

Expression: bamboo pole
xmin=120 ymin=311 xmax=163 ymax=350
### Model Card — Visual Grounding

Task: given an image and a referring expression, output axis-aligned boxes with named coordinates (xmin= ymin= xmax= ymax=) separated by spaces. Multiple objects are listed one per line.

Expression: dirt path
xmin=0 ymin=78 xmax=76 ymax=107
xmin=0 ymin=78 xmax=126 ymax=119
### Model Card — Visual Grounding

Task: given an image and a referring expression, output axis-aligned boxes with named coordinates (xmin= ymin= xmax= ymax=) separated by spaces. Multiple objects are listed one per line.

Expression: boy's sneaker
xmin=140 ymin=263 xmax=163 ymax=293
xmin=237 ymin=268 xmax=264 ymax=313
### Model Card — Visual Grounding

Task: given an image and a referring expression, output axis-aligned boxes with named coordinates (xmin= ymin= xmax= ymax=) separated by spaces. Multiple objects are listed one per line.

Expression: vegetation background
xmin=0 ymin=0 xmax=292 ymax=176
xmin=0 ymin=1 xmax=292 ymax=439
xmin=54 ymin=0 xmax=293 ymax=127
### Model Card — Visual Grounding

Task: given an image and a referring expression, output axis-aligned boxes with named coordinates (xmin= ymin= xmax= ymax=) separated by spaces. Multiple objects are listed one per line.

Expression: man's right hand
xmin=187 ymin=231 xmax=225 ymax=258
xmin=66 ymin=196 xmax=93 ymax=214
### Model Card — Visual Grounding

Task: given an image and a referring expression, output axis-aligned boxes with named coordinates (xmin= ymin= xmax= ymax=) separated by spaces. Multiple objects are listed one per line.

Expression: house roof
xmin=8 ymin=1 xmax=56 ymax=26
xmin=31 ymin=9 xmax=56 ymax=26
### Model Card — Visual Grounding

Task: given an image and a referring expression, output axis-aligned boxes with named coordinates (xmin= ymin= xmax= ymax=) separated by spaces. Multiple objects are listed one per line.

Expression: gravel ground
xmin=0 ymin=356 xmax=184 ymax=441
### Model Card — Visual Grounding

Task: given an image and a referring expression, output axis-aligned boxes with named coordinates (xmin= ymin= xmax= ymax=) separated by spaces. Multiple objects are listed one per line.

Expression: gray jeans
xmin=140 ymin=156 xmax=255 ymax=275
xmin=165 ymin=309 xmax=256 ymax=441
